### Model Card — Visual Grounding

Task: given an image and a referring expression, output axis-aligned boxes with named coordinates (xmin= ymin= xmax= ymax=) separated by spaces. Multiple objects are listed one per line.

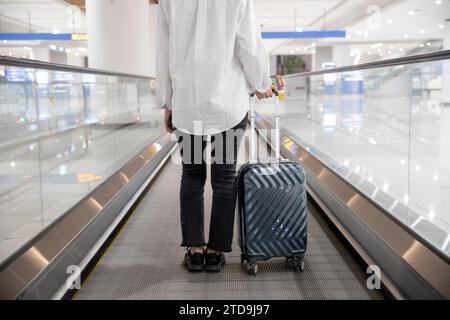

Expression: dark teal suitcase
xmin=237 ymin=95 xmax=307 ymax=275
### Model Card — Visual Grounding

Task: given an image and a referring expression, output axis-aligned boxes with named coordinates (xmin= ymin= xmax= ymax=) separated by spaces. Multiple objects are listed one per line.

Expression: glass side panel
xmin=256 ymin=59 xmax=450 ymax=257
xmin=408 ymin=59 xmax=450 ymax=251
xmin=0 ymin=66 xmax=43 ymax=260
xmin=0 ymin=65 xmax=163 ymax=264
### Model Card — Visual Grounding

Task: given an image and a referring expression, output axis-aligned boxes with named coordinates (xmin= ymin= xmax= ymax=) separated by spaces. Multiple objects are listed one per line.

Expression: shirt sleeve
xmin=156 ymin=1 xmax=173 ymax=110
xmin=236 ymin=0 xmax=272 ymax=93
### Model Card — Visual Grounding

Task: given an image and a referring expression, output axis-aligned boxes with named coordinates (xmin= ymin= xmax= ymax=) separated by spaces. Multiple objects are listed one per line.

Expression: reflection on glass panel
xmin=0 ymin=66 xmax=43 ymax=262
xmin=409 ymin=60 xmax=450 ymax=252
xmin=256 ymin=59 xmax=450 ymax=257
xmin=0 ymin=64 xmax=163 ymax=264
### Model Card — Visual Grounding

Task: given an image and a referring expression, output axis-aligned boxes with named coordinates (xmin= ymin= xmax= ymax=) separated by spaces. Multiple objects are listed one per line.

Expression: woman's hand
xmin=255 ymin=85 xmax=278 ymax=99
xmin=164 ymin=109 xmax=176 ymax=133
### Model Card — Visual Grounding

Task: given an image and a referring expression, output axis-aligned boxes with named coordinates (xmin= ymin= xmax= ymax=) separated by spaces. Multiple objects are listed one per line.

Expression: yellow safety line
xmin=71 ymin=146 xmax=175 ymax=300
xmin=71 ymin=208 xmax=136 ymax=300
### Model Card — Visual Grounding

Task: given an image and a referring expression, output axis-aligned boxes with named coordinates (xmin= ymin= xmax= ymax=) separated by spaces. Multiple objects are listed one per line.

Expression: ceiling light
xmin=3 ymin=40 xmax=8 ymax=43
xmin=400 ymin=48 xmax=404 ymax=52
xmin=290 ymin=50 xmax=294 ymax=54
xmin=420 ymin=44 xmax=424 ymax=47
xmin=296 ymin=47 xmax=300 ymax=51
xmin=419 ymin=29 xmax=425 ymax=34
xmin=52 ymin=29 xmax=61 ymax=34
xmin=403 ymin=34 xmax=409 ymax=38
xmin=428 ymin=210 xmax=435 ymax=220
xmin=387 ymin=19 xmax=393 ymax=24
xmin=438 ymin=24 xmax=444 ymax=29
xmin=435 ymin=0 xmax=442 ymax=4
xmin=408 ymin=11 xmax=415 ymax=15
xmin=296 ymin=26 xmax=304 ymax=32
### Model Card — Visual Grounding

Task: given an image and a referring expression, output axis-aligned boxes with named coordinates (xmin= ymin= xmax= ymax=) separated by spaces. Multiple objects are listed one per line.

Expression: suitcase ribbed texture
xmin=238 ymin=161 xmax=307 ymax=261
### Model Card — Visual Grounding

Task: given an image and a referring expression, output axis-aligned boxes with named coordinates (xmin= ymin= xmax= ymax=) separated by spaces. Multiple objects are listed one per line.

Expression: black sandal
xmin=184 ymin=248 xmax=204 ymax=272
xmin=204 ymin=251 xmax=225 ymax=272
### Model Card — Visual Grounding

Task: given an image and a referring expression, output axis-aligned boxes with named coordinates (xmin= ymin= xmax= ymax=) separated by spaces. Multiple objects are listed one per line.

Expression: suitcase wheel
xmin=247 ymin=262 xmax=258 ymax=275
xmin=287 ymin=257 xmax=305 ymax=272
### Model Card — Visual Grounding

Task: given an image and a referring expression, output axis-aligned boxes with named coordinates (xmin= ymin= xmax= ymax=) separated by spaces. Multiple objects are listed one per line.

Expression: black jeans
xmin=176 ymin=115 xmax=248 ymax=252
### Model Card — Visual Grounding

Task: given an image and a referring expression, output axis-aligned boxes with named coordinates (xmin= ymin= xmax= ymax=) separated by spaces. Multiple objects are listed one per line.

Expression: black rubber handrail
xmin=0 ymin=56 xmax=154 ymax=80
xmin=284 ymin=49 xmax=450 ymax=78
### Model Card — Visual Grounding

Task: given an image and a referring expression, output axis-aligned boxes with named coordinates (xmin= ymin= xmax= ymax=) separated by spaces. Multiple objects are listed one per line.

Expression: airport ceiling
xmin=0 ymin=0 xmax=448 ymax=58
xmin=64 ymin=0 xmax=159 ymax=11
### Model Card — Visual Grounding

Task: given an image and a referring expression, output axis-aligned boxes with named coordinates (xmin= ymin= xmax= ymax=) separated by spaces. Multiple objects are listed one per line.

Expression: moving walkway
xmin=0 ymin=52 xmax=449 ymax=300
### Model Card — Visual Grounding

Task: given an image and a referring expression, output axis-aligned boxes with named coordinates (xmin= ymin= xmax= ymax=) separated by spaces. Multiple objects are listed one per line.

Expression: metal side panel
xmin=74 ymin=158 xmax=383 ymax=300
xmin=0 ymin=133 xmax=176 ymax=300
xmin=254 ymin=114 xmax=450 ymax=300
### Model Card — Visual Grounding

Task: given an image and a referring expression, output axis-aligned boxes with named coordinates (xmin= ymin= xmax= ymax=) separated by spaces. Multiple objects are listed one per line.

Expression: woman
xmin=156 ymin=0 xmax=274 ymax=272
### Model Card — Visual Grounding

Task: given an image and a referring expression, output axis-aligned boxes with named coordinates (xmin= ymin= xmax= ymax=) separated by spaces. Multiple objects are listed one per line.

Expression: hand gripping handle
xmin=249 ymin=89 xmax=280 ymax=163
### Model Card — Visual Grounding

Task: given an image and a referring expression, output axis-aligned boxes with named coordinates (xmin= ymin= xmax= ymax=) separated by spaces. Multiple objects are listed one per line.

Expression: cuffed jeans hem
xmin=207 ymin=243 xmax=233 ymax=253
xmin=181 ymin=241 xmax=206 ymax=248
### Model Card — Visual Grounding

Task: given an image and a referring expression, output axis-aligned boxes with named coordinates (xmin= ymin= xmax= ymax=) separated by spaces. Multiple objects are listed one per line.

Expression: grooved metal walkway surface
xmin=75 ymin=160 xmax=383 ymax=300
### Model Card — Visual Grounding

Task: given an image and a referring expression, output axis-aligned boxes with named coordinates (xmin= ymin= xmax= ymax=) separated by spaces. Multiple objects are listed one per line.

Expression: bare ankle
xmin=189 ymin=247 xmax=204 ymax=254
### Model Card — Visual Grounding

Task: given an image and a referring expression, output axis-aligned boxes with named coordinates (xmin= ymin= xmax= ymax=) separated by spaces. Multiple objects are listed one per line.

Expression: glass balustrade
xmin=0 ymin=62 xmax=164 ymax=264
xmin=256 ymin=55 xmax=450 ymax=257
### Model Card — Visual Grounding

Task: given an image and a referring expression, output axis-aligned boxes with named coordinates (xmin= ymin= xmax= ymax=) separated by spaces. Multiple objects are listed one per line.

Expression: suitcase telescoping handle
xmin=250 ymin=89 xmax=280 ymax=164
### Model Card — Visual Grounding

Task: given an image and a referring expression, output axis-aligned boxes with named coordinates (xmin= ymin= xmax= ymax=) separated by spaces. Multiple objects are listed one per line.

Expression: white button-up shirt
xmin=156 ymin=0 xmax=272 ymax=135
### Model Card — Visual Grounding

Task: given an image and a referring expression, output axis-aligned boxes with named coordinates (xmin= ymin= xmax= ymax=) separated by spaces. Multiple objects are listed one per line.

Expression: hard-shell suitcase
xmin=237 ymin=93 xmax=307 ymax=275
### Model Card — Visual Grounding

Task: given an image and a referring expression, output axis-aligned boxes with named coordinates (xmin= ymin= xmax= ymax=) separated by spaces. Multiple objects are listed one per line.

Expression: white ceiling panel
xmin=254 ymin=0 xmax=342 ymax=31
xmin=0 ymin=0 xmax=86 ymax=33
